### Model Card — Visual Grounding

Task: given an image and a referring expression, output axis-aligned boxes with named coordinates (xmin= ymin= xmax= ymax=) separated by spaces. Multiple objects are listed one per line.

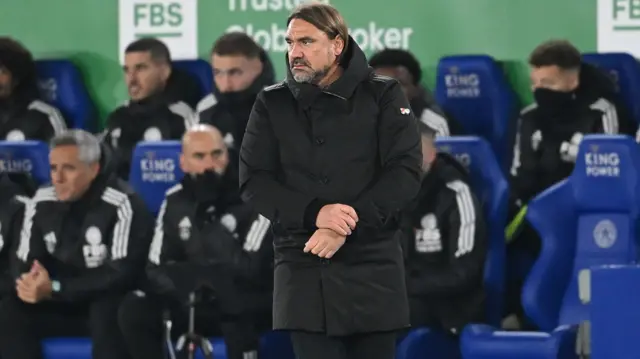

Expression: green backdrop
xmin=0 ymin=0 xmax=596 ymax=126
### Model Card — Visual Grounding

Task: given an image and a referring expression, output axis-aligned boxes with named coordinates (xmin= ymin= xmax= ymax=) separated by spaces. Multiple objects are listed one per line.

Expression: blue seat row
xmin=34 ymin=59 xmax=211 ymax=133
xmin=35 ymin=53 xmax=640 ymax=177
xmin=3 ymin=136 xmax=640 ymax=358
xmin=462 ymin=135 xmax=640 ymax=359
xmin=0 ymin=136 xmax=510 ymax=358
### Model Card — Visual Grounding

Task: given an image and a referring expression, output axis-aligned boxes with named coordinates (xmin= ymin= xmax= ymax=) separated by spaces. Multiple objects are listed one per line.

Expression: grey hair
xmin=50 ymin=129 xmax=102 ymax=164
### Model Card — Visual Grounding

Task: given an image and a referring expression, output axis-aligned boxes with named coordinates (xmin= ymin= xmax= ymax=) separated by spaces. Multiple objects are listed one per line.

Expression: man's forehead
xmin=124 ymin=51 xmax=152 ymax=65
xmin=212 ymin=54 xmax=251 ymax=70
xmin=185 ymin=131 xmax=223 ymax=149
xmin=50 ymin=145 xmax=80 ymax=162
xmin=286 ymin=18 xmax=325 ymax=39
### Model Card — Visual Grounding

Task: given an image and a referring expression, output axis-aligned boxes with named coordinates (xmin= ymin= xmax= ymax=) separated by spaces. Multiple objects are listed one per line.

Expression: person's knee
xmin=0 ymin=296 xmax=36 ymax=346
xmin=118 ymin=292 xmax=161 ymax=337
xmin=88 ymin=295 xmax=124 ymax=339
xmin=0 ymin=296 xmax=31 ymax=328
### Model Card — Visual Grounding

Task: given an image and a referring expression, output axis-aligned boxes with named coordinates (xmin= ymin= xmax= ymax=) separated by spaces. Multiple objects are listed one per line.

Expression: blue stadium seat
xmin=582 ymin=52 xmax=640 ymax=125
xmin=591 ymin=265 xmax=640 ymax=359
xmin=35 ymin=60 xmax=97 ymax=132
xmin=434 ymin=55 xmax=519 ymax=171
xmin=173 ymin=59 xmax=213 ymax=99
xmin=0 ymin=140 xmax=50 ymax=184
xmin=396 ymin=328 xmax=460 ymax=359
xmin=43 ymin=332 xmax=295 ymax=359
xmin=129 ymin=141 xmax=184 ymax=214
xmin=436 ymin=136 xmax=508 ymax=326
xmin=461 ymin=135 xmax=640 ymax=359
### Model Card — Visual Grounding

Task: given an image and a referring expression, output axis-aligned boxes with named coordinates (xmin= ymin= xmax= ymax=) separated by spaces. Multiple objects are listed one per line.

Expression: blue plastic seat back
xmin=524 ymin=135 xmax=640 ymax=330
xmin=173 ymin=59 xmax=213 ymax=100
xmin=436 ymin=136 xmax=508 ymax=326
xmin=0 ymin=141 xmax=50 ymax=184
xmin=129 ymin=141 xmax=184 ymax=214
xmin=582 ymin=52 xmax=640 ymax=124
xmin=35 ymin=60 xmax=97 ymax=132
xmin=435 ymin=55 xmax=519 ymax=171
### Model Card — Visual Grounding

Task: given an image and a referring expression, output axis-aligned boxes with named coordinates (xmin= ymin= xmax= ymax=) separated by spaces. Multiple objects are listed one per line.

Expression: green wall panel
xmin=0 ymin=0 xmax=597 ymax=126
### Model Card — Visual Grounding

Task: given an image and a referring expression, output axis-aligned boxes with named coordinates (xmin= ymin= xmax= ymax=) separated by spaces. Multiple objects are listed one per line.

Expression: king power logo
xmin=118 ymin=0 xmax=198 ymax=64
xmin=597 ymin=0 xmax=640 ymax=56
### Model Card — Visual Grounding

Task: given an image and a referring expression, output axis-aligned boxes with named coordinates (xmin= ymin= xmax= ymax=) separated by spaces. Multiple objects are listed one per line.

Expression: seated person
xmin=0 ymin=173 xmax=31 ymax=297
xmin=103 ymin=38 xmax=195 ymax=180
xmin=118 ymin=125 xmax=273 ymax=359
xmin=507 ymin=42 xmax=638 ymax=323
xmin=0 ymin=37 xmax=67 ymax=141
xmin=369 ymin=49 xmax=461 ymax=136
xmin=196 ymin=32 xmax=276 ymax=153
xmin=402 ymin=123 xmax=486 ymax=334
xmin=511 ymin=39 xmax=637 ymax=206
xmin=0 ymin=129 xmax=154 ymax=359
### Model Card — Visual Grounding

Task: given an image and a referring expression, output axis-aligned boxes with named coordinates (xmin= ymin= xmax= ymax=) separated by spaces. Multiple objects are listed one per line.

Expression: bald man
xmin=118 ymin=124 xmax=273 ymax=359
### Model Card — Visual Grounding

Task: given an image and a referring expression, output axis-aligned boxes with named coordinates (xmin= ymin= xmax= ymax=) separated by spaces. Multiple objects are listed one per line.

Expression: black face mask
xmin=534 ymin=88 xmax=576 ymax=111
xmin=184 ymin=169 xmax=224 ymax=203
xmin=217 ymin=87 xmax=258 ymax=108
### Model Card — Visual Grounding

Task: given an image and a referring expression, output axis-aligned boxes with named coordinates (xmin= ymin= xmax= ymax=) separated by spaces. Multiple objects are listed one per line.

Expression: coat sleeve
xmin=203 ymin=209 xmax=273 ymax=285
xmin=145 ymin=196 xmax=186 ymax=296
xmin=408 ymin=181 xmax=486 ymax=296
xmin=26 ymin=102 xmax=67 ymax=142
xmin=509 ymin=111 xmax=538 ymax=205
xmin=0 ymin=199 xmax=25 ymax=295
xmin=590 ymin=96 xmax=637 ymax=136
xmin=239 ymin=92 xmax=317 ymax=230
xmin=52 ymin=194 xmax=154 ymax=302
xmin=14 ymin=189 xmax=55 ymax=277
xmin=351 ymin=81 xmax=423 ymax=229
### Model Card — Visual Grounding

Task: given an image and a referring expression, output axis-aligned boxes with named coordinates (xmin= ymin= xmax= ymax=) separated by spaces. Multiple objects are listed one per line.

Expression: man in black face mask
xmin=511 ymin=39 xmax=636 ymax=205
xmin=118 ymin=124 xmax=273 ymax=359
xmin=196 ymin=32 xmax=275 ymax=154
xmin=505 ymin=40 xmax=636 ymax=327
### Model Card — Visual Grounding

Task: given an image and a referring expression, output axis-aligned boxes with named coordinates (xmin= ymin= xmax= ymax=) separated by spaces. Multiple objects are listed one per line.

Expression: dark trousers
xmin=0 ymin=294 xmax=129 ymax=359
xmin=290 ymin=331 xmax=397 ymax=359
xmin=118 ymin=292 xmax=260 ymax=359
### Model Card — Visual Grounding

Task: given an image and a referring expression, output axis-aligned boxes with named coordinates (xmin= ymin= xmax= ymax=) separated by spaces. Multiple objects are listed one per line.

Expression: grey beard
xmin=292 ymin=66 xmax=330 ymax=85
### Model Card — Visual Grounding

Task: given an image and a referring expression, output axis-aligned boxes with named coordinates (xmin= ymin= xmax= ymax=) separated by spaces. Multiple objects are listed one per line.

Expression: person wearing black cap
xmin=369 ymin=49 xmax=462 ymax=136
xmin=401 ymin=122 xmax=487 ymax=334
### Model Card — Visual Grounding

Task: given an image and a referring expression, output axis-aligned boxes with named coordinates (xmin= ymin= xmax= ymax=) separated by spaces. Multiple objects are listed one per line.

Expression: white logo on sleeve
xmin=400 ymin=108 xmax=411 ymax=115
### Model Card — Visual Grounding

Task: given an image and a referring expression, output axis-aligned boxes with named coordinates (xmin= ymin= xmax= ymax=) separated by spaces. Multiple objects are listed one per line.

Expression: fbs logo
xmin=118 ymin=0 xmax=198 ymax=63
xmin=597 ymin=0 xmax=640 ymax=56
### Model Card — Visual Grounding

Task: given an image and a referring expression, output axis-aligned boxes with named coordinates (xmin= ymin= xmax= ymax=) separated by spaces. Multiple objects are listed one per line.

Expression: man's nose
xmin=289 ymin=44 xmax=304 ymax=60
xmin=51 ymin=171 xmax=63 ymax=183
xmin=217 ymin=74 xmax=233 ymax=93
xmin=126 ymin=73 xmax=136 ymax=86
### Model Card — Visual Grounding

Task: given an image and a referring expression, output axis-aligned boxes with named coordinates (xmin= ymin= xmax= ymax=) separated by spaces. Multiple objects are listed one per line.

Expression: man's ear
xmin=90 ymin=162 xmax=101 ymax=178
xmin=160 ymin=63 xmax=171 ymax=82
xmin=332 ymin=36 xmax=345 ymax=57
xmin=179 ymin=153 xmax=187 ymax=173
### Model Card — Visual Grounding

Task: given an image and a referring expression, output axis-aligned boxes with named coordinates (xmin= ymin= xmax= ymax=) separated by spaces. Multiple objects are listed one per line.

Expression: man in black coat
xmin=239 ymin=3 xmax=422 ymax=359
